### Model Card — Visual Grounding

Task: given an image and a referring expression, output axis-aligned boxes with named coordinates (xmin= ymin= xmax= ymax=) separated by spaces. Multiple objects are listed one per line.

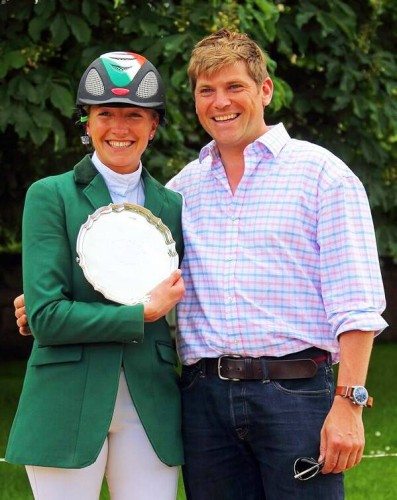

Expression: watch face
xmin=352 ymin=386 xmax=368 ymax=405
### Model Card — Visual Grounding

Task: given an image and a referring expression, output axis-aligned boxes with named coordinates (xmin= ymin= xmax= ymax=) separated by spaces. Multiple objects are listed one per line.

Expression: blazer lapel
xmin=74 ymin=155 xmax=112 ymax=210
xmin=74 ymin=157 xmax=165 ymax=216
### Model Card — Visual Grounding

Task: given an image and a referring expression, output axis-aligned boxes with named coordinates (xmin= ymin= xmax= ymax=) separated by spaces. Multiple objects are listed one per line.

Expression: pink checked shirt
xmin=167 ymin=123 xmax=387 ymax=365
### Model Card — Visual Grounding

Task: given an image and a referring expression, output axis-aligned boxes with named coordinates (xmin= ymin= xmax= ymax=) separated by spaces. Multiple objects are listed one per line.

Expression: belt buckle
xmin=217 ymin=354 xmax=242 ymax=381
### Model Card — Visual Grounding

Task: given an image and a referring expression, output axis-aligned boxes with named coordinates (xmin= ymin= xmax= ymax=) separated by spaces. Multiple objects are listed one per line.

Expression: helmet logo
xmin=111 ymin=88 xmax=130 ymax=96
xmin=100 ymin=52 xmax=146 ymax=87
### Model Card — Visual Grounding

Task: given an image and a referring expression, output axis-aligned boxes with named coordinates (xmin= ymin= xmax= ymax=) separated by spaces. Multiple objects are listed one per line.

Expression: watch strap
xmin=335 ymin=386 xmax=373 ymax=408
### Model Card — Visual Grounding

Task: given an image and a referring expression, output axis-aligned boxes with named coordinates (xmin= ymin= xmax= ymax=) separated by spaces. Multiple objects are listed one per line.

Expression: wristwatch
xmin=335 ymin=386 xmax=373 ymax=408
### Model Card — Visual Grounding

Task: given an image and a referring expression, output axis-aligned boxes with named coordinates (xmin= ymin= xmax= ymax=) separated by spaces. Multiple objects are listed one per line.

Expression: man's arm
xmin=319 ymin=330 xmax=374 ymax=473
xmin=316 ymin=164 xmax=386 ymax=474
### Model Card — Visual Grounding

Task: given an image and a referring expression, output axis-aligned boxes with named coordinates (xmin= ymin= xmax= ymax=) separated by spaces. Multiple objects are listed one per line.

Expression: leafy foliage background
xmin=1 ymin=0 xmax=396 ymax=259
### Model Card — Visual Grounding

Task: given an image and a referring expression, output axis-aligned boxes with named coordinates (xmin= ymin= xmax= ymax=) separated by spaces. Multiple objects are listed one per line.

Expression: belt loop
xmin=199 ymin=359 xmax=206 ymax=376
xmin=260 ymin=358 xmax=270 ymax=384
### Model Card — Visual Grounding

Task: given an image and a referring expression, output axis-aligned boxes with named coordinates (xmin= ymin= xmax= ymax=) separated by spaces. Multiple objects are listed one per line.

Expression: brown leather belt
xmin=201 ymin=353 xmax=328 ymax=381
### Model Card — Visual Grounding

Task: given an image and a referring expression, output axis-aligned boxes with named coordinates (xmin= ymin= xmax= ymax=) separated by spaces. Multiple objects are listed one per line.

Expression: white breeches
xmin=26 ymin=371 xmax=179 ymax=500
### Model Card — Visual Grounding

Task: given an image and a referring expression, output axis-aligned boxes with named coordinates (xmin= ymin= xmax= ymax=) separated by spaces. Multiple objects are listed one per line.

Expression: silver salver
xmin=76 ymin=203 xmax=179 ymax=305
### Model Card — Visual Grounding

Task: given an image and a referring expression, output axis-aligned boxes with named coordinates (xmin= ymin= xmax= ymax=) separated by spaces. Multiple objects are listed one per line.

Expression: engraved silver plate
xmin=76 ymin=203 xmax=179 ymax=305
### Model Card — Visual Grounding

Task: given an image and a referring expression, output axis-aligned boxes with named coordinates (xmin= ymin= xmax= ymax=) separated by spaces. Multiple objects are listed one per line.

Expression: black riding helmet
xmin=76 ymin=51 xmax=166 ymax=143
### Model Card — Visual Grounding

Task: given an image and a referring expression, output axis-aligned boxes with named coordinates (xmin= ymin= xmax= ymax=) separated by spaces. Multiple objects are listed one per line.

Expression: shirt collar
xmin=91 ymin=151 xmax=143 ymax=194
xmin=198 ymin=122 xmax=290 ymax=164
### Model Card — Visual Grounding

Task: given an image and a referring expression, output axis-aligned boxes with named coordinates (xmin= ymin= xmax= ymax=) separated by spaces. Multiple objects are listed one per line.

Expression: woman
xmin=6 ymin=51 xmax=185 ymax=500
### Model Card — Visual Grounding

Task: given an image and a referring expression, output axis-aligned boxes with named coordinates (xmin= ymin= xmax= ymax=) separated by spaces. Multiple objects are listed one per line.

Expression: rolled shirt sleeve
xmin=317 ymin=172 xmax=388 ymax=338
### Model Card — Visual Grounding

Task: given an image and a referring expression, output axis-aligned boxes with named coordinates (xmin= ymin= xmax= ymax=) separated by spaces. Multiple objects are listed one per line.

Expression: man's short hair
xmin=188 ymin=28 xmax=269 ymax=91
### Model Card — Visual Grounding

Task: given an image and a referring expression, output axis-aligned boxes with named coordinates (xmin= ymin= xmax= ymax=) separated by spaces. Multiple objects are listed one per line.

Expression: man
xmin=15 ymin=29 xmax=387 ymax=499
xmin=166 ymin=29 xmax=387 ymax=499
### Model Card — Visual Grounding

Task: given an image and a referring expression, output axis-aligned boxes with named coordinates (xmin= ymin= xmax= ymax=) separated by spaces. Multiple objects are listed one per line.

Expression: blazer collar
xmin=74 ymin=155 xmax=112 ymax=210
xmin=141 ymin=167 xmax=165 ymax=219
xmin=74 ymin=154 xmax=165 ymax=218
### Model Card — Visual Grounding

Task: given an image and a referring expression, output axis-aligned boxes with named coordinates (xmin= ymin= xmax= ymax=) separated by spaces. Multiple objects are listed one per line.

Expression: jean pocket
xmin=272 ymin=364 xmax=333 ymax=397
xmin=180 ymin=364 xmax=202 ymax=392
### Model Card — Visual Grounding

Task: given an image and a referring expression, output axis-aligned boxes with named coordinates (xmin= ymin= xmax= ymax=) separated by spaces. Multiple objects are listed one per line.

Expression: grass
xmin=1 ymin=342 xmax=396 ymax=499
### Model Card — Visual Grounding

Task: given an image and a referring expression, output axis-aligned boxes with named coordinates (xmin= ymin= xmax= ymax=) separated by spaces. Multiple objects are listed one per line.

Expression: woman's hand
xmin=143 ymin=269 xmax=185 ymax=322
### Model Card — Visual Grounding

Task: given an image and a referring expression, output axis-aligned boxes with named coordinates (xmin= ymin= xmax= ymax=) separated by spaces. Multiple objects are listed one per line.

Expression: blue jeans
xmin=181 ymin=349 xmax=344 ymax=500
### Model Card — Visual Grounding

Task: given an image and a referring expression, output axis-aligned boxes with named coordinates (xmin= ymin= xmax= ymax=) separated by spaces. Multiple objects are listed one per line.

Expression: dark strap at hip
xmin=201 ymin=353 xmax=328 ymax=381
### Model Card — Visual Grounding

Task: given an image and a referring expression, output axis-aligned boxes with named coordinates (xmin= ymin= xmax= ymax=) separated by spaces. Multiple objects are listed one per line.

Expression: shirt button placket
xmin=224 ymin=211 xmax=240 ymax=350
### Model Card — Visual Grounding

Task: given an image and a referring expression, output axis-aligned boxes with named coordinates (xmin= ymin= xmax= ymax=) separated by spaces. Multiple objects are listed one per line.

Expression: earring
xmin=81 ymin=134 xmax=90 ymax=145
xmin=81 ymin=128 xmax=90 ymax=145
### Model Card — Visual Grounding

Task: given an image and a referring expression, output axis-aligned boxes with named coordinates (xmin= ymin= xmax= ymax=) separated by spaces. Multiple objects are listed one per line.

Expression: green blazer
xmin=6 ymin=155 xmax=184 ymax=468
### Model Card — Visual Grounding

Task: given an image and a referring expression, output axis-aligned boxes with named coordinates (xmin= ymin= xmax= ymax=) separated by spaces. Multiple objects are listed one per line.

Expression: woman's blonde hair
xmin=188 ymin=29 xmax=269 ymax=91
